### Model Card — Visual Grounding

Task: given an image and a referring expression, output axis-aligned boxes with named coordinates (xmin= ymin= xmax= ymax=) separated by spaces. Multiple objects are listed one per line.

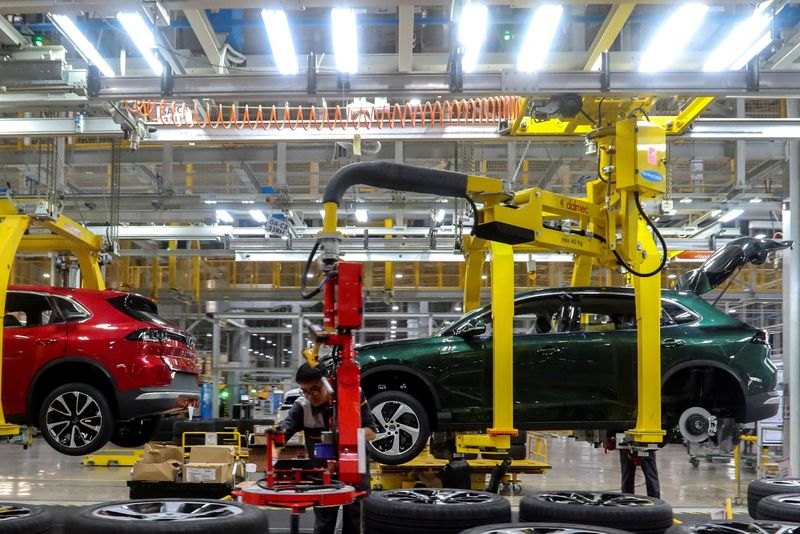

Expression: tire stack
xmin=0 ymin=503 xmax=53 ymax=534
xmin=364 ymin=488 xmax=511 ymax=534
xmin=748 ymin=478 xmax=800 ymax=518
xmin=757 ymin=495 xmax=800 ymax=523
xmin=518 ymin=491 xmax=673 ymax=534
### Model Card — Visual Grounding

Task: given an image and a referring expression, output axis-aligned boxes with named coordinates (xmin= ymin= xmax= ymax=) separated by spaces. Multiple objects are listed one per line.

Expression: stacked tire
xmin=748 ymin=479 xmax=800 ymax=518
xmin=519 ymin=491 xmax=673 ymax=534
xmin=757 ymin=495 xmax=800 ymax=523
xmin=0 ymin=503 xmax=53 ymax=533
xmin=461 ymin=524 xmax=634 ymax=534
xmin=364 ymin=488 xmax=511 ymax=534
xmin=666 ymin=520 xmax=800 ymax=534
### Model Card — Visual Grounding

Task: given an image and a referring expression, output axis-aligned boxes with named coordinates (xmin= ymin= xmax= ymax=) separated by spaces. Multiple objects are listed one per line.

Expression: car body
xmin=358 ymin=286 xmax=779 ymax=463
xmin=2 ymin=285 xmax=199 ymax=455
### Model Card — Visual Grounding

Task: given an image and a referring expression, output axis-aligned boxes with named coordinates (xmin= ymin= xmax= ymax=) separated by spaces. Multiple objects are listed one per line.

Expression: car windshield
xmin=108 ymin=294 xmax=175 ymax=327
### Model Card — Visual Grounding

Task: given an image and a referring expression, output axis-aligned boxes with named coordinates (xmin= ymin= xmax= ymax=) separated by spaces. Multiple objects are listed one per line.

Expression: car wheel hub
xmin=383 ymin=488 xmax=494 ymax=505
xmin=369 ymin=400 xmax=421 ymax=456
xmin=686 ymin=414 xmax=709 ymax=436
xmin=45 ymin=391 xmax=103 ymax=450
xmin=91 ymin=500 xmax=243 ymax=521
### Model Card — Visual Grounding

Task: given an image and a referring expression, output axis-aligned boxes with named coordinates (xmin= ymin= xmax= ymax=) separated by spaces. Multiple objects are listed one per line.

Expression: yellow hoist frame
xmin=315 ymin=96 xmax=705 ymax=455
xmin=0 ymin=198 xmax=105 ymax=438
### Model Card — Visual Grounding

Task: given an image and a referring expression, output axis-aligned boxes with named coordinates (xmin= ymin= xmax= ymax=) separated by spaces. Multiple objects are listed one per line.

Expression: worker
xmin=619 ymin=448 xmax=660 ymax=498
xmin=277 ymin=363 xmax=377 ymax=534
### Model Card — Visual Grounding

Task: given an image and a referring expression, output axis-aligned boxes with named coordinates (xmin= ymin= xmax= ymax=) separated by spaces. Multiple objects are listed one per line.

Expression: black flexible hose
xmin=611 ymin=192 xmax=668 ymax=278
xmin=301 ymin=239 xmax=323 ymax=299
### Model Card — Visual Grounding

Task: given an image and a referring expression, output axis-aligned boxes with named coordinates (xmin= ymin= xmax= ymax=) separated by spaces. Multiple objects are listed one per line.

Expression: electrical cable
xmin=300 ymin=239 xmax=325 ymax=299
xmin=610 ymin=192 xmax=669 ymax=278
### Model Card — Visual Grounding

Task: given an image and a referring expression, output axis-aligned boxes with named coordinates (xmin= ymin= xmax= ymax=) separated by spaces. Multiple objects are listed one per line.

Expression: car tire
xmin=757 ymin=495 xmax=800 ymax=523
xmin=110 ymin=416 xmax=162 ymax=448
xmin=666 ymin=520 xmax=800 ymax=534
xmin=519 ymin=491 xmax=673 ymax=534
xmin=460 ymin=523 xmax=635 ymax=534
xmin=0 ymin=502 xmax=54 ymax=534
xmin=38 ymin=382 xmax=114 ymax=456
xmin=364 ymin=488 xmax=511 ymax=534
xmin=748 ymin=479 xmax=800 ymax=518
xmin=367 ymin=390 xmax=430 ymax=465
xmin=63 ymin=498 xmax=267 ymax=534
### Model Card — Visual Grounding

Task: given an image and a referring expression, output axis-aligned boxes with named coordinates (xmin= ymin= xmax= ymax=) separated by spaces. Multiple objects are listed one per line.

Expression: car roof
xmin=512 ymin=286 xmax=691 ymax=300
xmin=9 ymin=285 xmax=135 ymax=300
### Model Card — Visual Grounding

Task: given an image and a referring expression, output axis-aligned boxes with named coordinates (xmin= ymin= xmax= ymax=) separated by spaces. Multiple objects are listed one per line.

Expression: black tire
xmin=519 ymin=491 xmax=673 ymax=534
xmin=63 ymin=498 xmax=267 ymax=534
xmin=366 ymin=390 xmax=431 ymax=465
xmin=0 ymin=503 xmax=54 ymax=534
xmin=748 ymin=479 xmax=800 ymax=518
xmin=758 ymin=495 xmax=800 ymax=523
xmin=110 ymin=416 xmax=162 ymax=448
xmin=38 ymin=382 xmax=114 ymax=456
xmin=461 ymin=523 xmax=635 ymax=534
xmin=666 ymin=520 xmax=800 ymax=534
xmin=365 ymin=488 xmax=511 ymax=534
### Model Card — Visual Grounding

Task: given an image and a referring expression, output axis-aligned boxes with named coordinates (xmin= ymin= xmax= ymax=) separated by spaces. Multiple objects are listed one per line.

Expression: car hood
xmin=678 ymin=236 xmax=793 ymax=295
xmin=356 ymin=337 xmax=426 ymax=353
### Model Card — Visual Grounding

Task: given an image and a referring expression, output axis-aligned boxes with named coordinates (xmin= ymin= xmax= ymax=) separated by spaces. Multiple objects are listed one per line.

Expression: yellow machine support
xmin=0 ymin=198 xmax=105 ymax=438
xmin=319 ymin=99 xmax=677 ymax=456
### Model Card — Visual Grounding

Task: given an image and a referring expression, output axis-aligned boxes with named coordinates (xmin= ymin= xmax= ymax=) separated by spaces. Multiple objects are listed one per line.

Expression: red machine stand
xmin=236 ymin=483 xmax=361 ymax=533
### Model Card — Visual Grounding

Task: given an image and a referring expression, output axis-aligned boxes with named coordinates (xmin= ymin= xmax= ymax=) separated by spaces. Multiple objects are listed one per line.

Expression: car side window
xmin=571 ymin=295 xmax=637 ymax=332
xmin=662 ymin=300 xmax=699 ymax=325
xmin=513 ymin=297 xmax=565 ymax=335
xmin=53 ymin=296 xmax=91 ymax=323
xmin=4 ymin=293 xmax=60 ymax=328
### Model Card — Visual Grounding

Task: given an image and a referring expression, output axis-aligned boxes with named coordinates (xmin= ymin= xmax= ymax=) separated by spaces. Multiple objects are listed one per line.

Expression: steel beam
xmin=786 ymin=99 xmax=800 ymax=475
xmin=0 ymin=16 xmax=26 ymax=47
xmin=766 ymin=23 xmax=800 ymax=70
xmin=583 ymin=3 xmax=635 ymax=70
xmin=183 ymin=9 xmax=227 ymax=74
xmin=398 ymin=5 xmax=414 ymax=73
xmin=92 ymin=70 xmax=800 ymax=99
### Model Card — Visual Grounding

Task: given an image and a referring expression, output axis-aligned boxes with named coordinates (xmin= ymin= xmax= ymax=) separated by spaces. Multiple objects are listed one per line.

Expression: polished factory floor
xmin=0 ymin=433 xmax=759 ymax=512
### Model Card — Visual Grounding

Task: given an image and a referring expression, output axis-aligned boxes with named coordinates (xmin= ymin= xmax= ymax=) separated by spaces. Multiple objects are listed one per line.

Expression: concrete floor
xmin=0 ymin=433 xmax=758 ymax=512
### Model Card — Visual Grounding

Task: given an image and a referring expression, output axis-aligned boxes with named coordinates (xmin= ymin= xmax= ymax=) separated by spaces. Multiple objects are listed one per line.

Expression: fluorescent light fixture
xmin=667 ymin=274 xmax=677 ymax=279
xmin=755 ymin=233 xmax=767 ymax=239
xmin=331 ymin=8 xmax=358 ymax=73
xmin=285 ymin=324 xmax=292 ymax=328
xmin=703 ymin=8 xmax=772 ymax=71
xmin=750 ymin=197 xmax=763 ymax=204
xmin=392 ymin=305 xmax=399 ymax=311
xmin=729 ymin=309 xmax=737 ymax=314
xmin=249 ymin=209 xmax=267 ymax=223
xmin=116 ymin=12 xmax=163 ymax=75
xmin=261 ymin=9 xmax=298 ymax=74
xmin=719 ymin=208 xmax=744 ymax=223
xmin=639 ymin=3 xmax=708 ymax=72
xmin=679 ymin=197 xmax=693 ymax=204
xmin=481 ymin=274 xmax=488 ymax=280
xmin=434 ymin=209 xmax=446 ymax=223
xmin=354 ymin=209 xmax=368 ymax=223
xmin=203 ymin=200 xmax=217 ymax=204
xmin=43 ymin=273 xmax=51 ymax=279
xmin=391 ymin=320 xmax=397 ymax=324
xmin=216 ymin=209 xmax=234 ymax=223
xmin=458 ymin=3 xmax=488 ymax=73
xmin=517 ymin=5 xmax=563 ymax=72
xmin=50 ymin=14 xmax=115 ymax=77
xmin=395 ymin=273 xmax=403 ymax=279
xmin=240 ymin=200 xmax=255 ymax=204
xmin=455 ymin=305 xmax=462 ymax=312
xmin=306 ymin=273 xmax=314 ymax=278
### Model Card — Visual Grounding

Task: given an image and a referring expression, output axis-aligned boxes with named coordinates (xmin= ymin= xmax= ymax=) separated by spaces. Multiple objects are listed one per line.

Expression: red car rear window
xmin=107 ymin=295 xmax=175 ymax=327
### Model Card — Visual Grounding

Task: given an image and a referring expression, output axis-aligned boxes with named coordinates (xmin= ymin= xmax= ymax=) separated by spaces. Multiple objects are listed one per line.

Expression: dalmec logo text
xmin=560 ymin=198 xmax=589 ymax=214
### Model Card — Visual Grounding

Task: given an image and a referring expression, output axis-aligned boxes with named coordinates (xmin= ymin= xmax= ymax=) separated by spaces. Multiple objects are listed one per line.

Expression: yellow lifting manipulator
xmin=317 ymin=117 xmax=668 ymax=453
xmin=0 ymin=198 xmax=105 ymax=438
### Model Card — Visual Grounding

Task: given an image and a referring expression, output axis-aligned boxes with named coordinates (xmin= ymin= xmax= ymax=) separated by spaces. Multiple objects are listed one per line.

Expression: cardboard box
xmin=142 ymin=443 xmax=184 ymax=464
xmin=189 ymin=445 xmax=235 ymax=464
xmin=131 ymin=460 xmax=181 ymax=482
xmin=184 ymin=462 xmax=233 ymax=483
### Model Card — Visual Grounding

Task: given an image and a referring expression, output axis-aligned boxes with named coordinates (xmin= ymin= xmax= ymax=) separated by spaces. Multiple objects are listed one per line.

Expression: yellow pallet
xmin=82 ymin=449 xmax=144 ymax=467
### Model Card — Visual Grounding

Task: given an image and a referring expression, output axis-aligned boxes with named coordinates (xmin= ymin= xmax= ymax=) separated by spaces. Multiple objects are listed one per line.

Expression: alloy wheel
xmin=370 ymin=400 xmax=421 ymax=456
xmin=684 ymin=522 xmax=800 ymax=534
xmin=382 ymin=488 xmax=496 ymax=505
xmin=0 ymin=504 xmax=32 ymax=521
xmin=470 ymin=528 xmax=629 ymax=534
xmin=91 ymin=501 xmax=244 ymax=521
xmin=45 ymin=390 xmax=103 ymax=450
xmin=537 ymin=492 xmax=656 ymax=507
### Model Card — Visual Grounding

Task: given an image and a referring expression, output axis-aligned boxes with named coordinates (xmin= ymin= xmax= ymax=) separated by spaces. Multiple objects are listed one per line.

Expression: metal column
xmin=212 ymin=319 xmax=222 ymax=418
xmin=786 ymin=99 xmax=800 ymax=475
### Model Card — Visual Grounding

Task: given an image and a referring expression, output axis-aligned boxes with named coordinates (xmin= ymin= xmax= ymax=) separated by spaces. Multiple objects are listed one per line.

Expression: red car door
xmin=2 ymin=291 xmax=67 ymax=417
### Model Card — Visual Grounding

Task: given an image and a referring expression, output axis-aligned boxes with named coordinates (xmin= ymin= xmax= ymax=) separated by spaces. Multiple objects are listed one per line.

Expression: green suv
xmin=357 ymin=237 xmax=784 ymax=465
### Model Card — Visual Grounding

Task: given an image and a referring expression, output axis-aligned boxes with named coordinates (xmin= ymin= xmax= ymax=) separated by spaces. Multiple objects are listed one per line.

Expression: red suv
xmin=2 ymin=286 xmax=199 ymax=455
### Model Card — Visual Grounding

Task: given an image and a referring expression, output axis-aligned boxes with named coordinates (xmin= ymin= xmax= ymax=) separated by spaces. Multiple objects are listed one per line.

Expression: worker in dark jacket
xmin=278 ymin=363 xmax=377 ymax=534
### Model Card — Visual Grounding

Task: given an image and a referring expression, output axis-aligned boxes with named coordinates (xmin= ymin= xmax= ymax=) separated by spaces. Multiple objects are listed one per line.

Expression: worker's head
xmin=296 ymin=363 xmax=329 ymax=407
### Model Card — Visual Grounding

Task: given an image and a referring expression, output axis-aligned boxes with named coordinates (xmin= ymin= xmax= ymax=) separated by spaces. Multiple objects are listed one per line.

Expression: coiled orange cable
xmin=123 ymin=96 xmax=522 ymax=131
